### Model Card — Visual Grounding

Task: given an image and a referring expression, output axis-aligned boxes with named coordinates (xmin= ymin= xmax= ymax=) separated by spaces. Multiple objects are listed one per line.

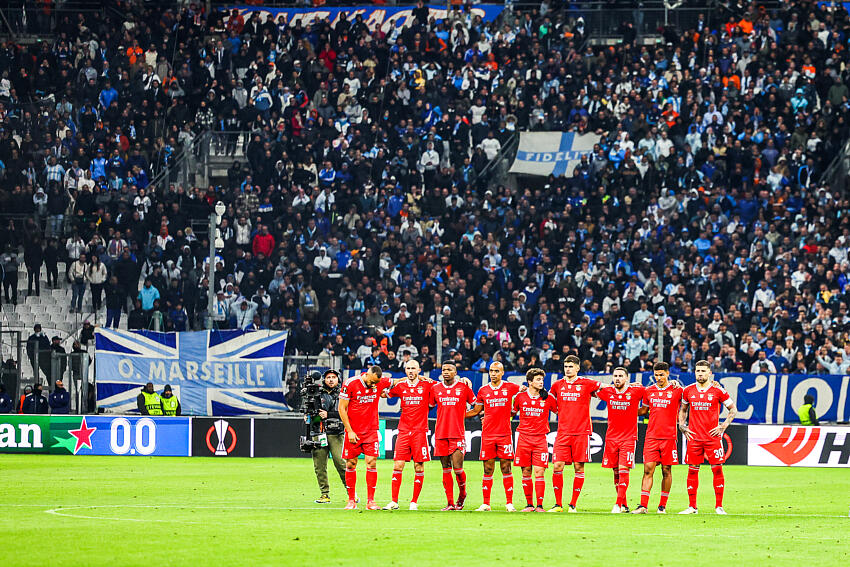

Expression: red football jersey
xmin=597 ymin=384 xmax=645 ymax=442
xmin=642 ymin=383 xmax=683 ymax=440
xmin=429 ymin=381 xmax=475 ymax=439
xmin=550 ymin=377 xmax=602 ymax=435
xmin=682 ymin=384 xmax=732 ymax=441
xmin=340 ymin=376 xmax=392 ymax=435
xmin=388 ymin=379 xmax=433 ymax=433
xmin=513 ymin=391 xmax=556 ymax=436
xmin=476 ymin=381 xmax=521 ymax=438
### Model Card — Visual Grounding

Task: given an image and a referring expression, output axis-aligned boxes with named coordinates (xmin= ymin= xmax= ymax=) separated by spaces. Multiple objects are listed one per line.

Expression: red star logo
xmin=69 ymin=417 xmax=97 ymax=454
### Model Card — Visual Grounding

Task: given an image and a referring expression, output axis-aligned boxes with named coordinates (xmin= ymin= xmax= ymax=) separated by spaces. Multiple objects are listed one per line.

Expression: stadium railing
xmin=819 ymin=137 xmax=850 ymax=199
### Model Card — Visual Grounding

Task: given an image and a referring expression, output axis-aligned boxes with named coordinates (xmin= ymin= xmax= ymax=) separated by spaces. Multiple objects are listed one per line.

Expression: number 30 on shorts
xmin=713 ymin=448 xmax=724 ymax=459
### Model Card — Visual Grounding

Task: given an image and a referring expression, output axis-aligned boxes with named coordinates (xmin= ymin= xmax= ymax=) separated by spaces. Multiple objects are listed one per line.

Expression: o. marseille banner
xmin=228 ymin=4 xmax=504 ymax=34
xmin=366 ymin=371 xmax=850 ymax=425
xmin=748 ymin=425 xmax=850 ymax=467
xmin=509 ymin=132 xmax=600 ymax=177
xmin=95 ymin=329 xmax=288 ymax=416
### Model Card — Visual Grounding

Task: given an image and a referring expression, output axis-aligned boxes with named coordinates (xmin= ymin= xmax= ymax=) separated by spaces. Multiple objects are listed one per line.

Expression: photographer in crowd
xmin=307 ymin=370 xmax=347 ymax=504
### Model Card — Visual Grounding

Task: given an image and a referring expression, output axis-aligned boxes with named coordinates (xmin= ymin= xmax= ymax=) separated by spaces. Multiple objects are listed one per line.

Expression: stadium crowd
xmin=1 ymin=0 xmax=850 ymax=378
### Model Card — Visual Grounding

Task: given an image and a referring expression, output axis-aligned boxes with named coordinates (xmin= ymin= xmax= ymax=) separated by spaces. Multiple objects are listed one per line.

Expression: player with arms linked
xmin=337 ymin=365 xmax=389 ymax=510
xmin=632 ymin=361 xmax=682 ymax=514
xmin=429 ymin=361 xmax=476 ymax=510
xmin=383 ymin=360 xmax=434 ymax=511
xmin=678 ymin=360 xmax=737 ymax=515
xmin=549 ymin=355 xmax=602 ymax=512
xmin=466 ymin=361 xmax=521 ymax=512
xmin=513 ymin=368 xmax=557 ymax=512
xmin=597 ymin=366 xmax=644 ymax=513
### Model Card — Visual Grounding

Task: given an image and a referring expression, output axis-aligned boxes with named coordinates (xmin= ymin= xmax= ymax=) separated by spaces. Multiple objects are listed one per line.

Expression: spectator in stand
xmin=21 ymin=384 xmax=48 ymax=414
xmin=0 ymin=0 xmax=848 ymax=378
xmin=68 ymin=253 xmax=88 ymax=314
xmin=0 ymin=384 xmax=12 ymax=414
xmin=48 ymin=379 xmax=71 ymax=415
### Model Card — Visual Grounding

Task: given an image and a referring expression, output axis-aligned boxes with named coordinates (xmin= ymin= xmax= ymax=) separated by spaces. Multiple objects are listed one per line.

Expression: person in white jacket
xmin=234 ymin=299 xmax=257 ymax=329
xmin=235 ymin=217 xmax=252 ymax=249
xmin=313 ymin=248 xmax=332 ymax=271
xmin=478 ymin=132 xmax=502 ymax=160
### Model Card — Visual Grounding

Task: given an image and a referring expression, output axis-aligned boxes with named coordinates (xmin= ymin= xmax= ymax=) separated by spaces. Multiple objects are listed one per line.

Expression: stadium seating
xmin=0 ymin=0 xmax=849 ymax=383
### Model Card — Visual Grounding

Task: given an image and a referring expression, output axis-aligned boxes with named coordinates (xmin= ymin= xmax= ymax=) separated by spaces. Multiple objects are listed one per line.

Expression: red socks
xmin=503 ymin=474 xmax=514 ymax=504
xmin=640 ymin=490 xmax=650 ymax=508
xmin=442 ymin=468 xmax=454 ymax=505
xmin=391 ymin=470 xmax=402 ymax=502
xmin=712 ymin=465 xmax=724 ymax=508
xmin=522 ymin=475 xmax=533 ymax=506
xmin=366 ymin=468 xmax=377 ymax=501
xmin=687 ymin=466 xmax=700 ymax=508
xmin=345 ymin=469 xmax=357 ymax=501
xmin=412 ymin=472 xmax=424 ymax=504
xmin=570 ymin=472 xmax=585 ymax=507
xmin=659 ymin=491 xmax=669 ymax=508
xmin=482 ymin=475 xmax=493 ymax=505
xmin=455 ymin=469 xmax=467 ymax=498
xmin=616 ymin=469 xmax=629 ymax=507
xmin=552 ymin=471 xmax=564 ymax=506
xmin=535 ymin=476 xmax=545 ymax=507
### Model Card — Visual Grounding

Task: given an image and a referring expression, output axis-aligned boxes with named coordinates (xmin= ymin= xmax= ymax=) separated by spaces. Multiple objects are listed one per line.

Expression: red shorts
xmin=552 ymin=434 xmax=590 ymax=464
xmin=434 ymin=437 xmax=465 ymax=457
xmin=480 ymin=435 xmax=514 ymax=461
xmin=393 ymin=430 xmax=431 ymax=462
xmin=342 ymin=431 xmax=380 ymax=460
xmin=685 ymin=438 xmax=725 ymax=465
xmin=602 ymin=439 xmax=636 ymax=469
xmin=514 ymin=434 xmax=549 ymax=468
xmin=643 ymin=437 xmax=679 ymax=465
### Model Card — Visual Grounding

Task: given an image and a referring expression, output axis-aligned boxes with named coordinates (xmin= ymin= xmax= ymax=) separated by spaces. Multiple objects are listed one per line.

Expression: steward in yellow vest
xmin=161 ymin=384 xmax=181 ymax=416
xmin=798 ymin=394 xmax=818 ymax=426
xmin=136 ymin=382 xmax=164 ymax=415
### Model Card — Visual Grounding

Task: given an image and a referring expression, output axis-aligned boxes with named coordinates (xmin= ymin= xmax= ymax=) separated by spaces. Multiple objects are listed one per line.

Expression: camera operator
xmin=309 ymin=369 xmax=347 ymax=504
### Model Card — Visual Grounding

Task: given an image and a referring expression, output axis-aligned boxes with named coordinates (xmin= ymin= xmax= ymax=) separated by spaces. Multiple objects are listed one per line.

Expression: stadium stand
xmin=0 ymin=0 xmax=849 ymax=383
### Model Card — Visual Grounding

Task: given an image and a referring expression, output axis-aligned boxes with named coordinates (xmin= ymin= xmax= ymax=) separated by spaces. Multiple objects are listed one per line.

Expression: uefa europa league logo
xmin=205 ymin=419 xmax=237 ymax=456
xmin=213 ymin=419 xmax=229 ymax=455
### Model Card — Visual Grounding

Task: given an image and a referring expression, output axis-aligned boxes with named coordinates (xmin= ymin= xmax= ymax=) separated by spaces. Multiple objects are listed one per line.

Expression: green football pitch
xmin=1 ymin=456 xmax=847 ymax=566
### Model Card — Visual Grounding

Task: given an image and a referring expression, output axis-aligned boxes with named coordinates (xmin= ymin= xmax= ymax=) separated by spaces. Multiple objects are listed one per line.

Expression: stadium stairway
xmin=207 ymin=132 xmax=249 ymax=187
xmin=0 ymin=262 xmax=126 ymax=382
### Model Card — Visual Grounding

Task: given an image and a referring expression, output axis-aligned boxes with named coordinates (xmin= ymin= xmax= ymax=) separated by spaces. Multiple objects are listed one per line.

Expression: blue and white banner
xmin=227 ymin=4 xmax=504 ymax=34
xmin=365 ymin=370 xmax=850 ymax=425
xmin=509 ymin=132 xmax=600 ymax=177
xmin=95 ymin=329 xmax=289 ymax=416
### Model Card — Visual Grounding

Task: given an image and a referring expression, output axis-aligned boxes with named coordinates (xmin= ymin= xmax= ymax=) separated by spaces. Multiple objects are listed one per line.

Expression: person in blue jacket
xmin=21 ymin=384 xmax=48 ymax=414
xmin=0 ymin=384 xmax=12 ymax=413
xmin=49 ymin=379 xmax=71 ymax=414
